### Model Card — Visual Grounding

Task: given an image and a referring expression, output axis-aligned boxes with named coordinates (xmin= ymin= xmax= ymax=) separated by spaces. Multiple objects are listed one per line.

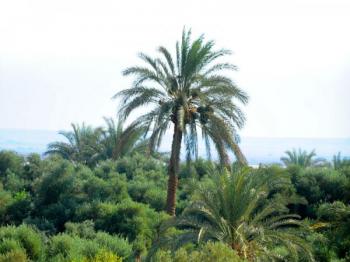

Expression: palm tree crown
xmin=45 ymin=119 xmax=147 ymax=167
xmin=100 ymin=117 xmax=149 ymax=160
xmin=115 ymin=28 xmax=248 ymax=215
xmin=281 ymin=149 xmax=325 ymax=168
xmin=332 ymin=152 xmax=350 ymax=170
xmin=45 ymin=123 xmax=103 ymax=167
xmin=151 ymin=169 xmax=314 ymax=261
xmin=115 ymin=29 xmax=248 ymax=165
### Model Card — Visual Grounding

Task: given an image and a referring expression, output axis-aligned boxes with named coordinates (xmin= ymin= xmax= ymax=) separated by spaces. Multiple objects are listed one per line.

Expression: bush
xmin=127 ymin=176 xmax=166 ymax=211
xmin=0 ymin=249 xmax=28 ymax=262
xmin=64 ymin=220 xmax=96 ymax=239
xmin=79 ymin=249 xmax=122 ymax=262
xmin=64 ymin=221 xmax=132 ymax=259
xmin=46 ymin=233 xmax=84 ymax=261
xmin=0 ymin=224 xmax=44 ymax=261
xmin=6 ymin=191 xmax=32 ymax=224
xmin=47 ymin=231 xmax=131 ymax=262
xmin=152 ymin=242 xmax=243 ymax=262
xmin=0 ymin=151 xmax=23 ymax=178
xmin=289 ymin=166 xmax=349 ymax=217
xmin=115 ymin=154 xmax=165 ymax=179
xmin=94 ymin=232 xmax=131 ymax=259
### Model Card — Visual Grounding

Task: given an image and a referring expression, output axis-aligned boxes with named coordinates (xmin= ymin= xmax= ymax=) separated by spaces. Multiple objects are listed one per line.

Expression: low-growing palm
xmin=281 ymin=149 xmax=325 ymax=168
xmin=151 ymin=169 xmax=314 ymax=261
xmin=115 ymin=29 xmax=248 ymax=215
xmin=45 ymin=123 xmax=103 ymax=167
xmin=100 ymin=117 xmax=149 ymax=160
xmin=332 ymin=152 xmax=350 ymax=170
xmin=45 ymin=119 xmax=147 ymax=167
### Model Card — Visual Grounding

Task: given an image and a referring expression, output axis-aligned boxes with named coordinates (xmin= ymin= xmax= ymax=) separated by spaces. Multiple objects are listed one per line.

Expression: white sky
xmin=0 ymin=0 xmax=349 ymax=138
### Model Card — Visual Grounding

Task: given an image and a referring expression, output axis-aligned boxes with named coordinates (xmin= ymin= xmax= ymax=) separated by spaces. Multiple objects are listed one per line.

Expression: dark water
xmin=0 ymin=129 xmax=349 ymax=165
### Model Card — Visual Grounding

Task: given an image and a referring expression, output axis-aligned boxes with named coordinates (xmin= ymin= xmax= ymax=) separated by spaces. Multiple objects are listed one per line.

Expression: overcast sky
xmin=0 ymin=0 xmax=349 ymax=138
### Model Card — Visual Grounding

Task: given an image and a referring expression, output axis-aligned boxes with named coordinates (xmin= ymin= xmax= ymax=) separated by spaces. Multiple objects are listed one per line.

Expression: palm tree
xmin=100 ymin=117 xmax=149 ymax=160
xmin=332 ymin=152 xmax=350 ymax=170
xmin=45 ymin=119 xmax=148 ymax=167
xmin=149 ymin=169 xmax=314 ymax=261
xmin=115 ymin=29 xmax=248 ymax=215
xmin=281 ymin=149 xmax=326 ymax=168
xmin=45 ymin=123 xmax=103 ymax=167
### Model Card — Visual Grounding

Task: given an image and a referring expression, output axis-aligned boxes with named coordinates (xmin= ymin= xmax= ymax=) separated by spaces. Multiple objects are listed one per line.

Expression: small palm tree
xmin=115 ymin=28 xmax=248 ymax=215
xmin=332 ymin=152 xmax=350 ymax=170
xmin=45 ymin=119 xmax=147 ymax=167
xmin=150 ymin=169 xmax=314 ymax=261
xmin=100 ymin=117 xmax=149 ymax=160
xmin=45 ymin=123 xmax=103 ymax=167
xmin=281 ymin=149 xmax=325 ymax=168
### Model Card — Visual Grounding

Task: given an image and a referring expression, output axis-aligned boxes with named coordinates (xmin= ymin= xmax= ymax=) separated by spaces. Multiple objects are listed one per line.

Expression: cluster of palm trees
xmin=281 ymin=149 xmax=325 ymax=168
xmin=281 ymin=149 xmax=349 ymax=168
xmin=45 ymin=118 xmax=148 ymax=168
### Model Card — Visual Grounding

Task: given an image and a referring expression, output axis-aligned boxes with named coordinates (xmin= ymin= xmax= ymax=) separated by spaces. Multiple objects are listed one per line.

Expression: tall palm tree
xmin=45 ymin=123 xmax=103 ymax=167
xmin=149 ymin=169 xmax=314 ymax=261
xmin=281 ymin=149 xmax=326 ymax=168
xmin=115 ymin=29 xmax=248 ymax=215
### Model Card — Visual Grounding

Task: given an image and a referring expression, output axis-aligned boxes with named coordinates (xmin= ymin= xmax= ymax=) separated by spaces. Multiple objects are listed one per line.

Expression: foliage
xmin=281 ymin=149 xmax=326 ymax=167
xmin=45 ymin=119 xmax=148 ymax=168
xmin=333 ymin=152 xmax=350 ymax=171
xmin=0 ymin=149 xmax=349 ymax=260
xmin=0 ymin=249 xmax=28 ymax=262
xmin=0 ymin=224 xmax=44 ymax=261
xmin=315 ymin=202 xmax=350 ymax=259
xmin=290 ymin=166 xmax=350 ymax=217
xmin=115 ymin=28 xmax=248 ymax=165
xmin=152 ymin=168 xmax=314 ymax=261
xmin=79 ymin=249 xmax=123 ymax=262
xmin=152 ymin=242 xmax=244 ymax=262
xmin=0 ymin=151 xmax=23 ymax=177
xmin=99 ymin=117 xmax=148 ymax=161
xmin=45 ymin=123 xmax=103 ymax=168
xmin=115 ymin=28 xmax=249 ymax=215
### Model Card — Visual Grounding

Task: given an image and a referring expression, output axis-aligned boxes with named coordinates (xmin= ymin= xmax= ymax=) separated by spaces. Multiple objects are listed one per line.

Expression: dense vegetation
xmin=1 ymin=29 xmax=349 ymax=261
xmin=0 ymin=149 xmax=349 ymax=261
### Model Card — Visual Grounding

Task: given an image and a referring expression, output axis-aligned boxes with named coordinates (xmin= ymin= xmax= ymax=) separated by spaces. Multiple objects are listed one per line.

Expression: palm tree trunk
xmin=166 ymin=122 xmax=182 ymax=216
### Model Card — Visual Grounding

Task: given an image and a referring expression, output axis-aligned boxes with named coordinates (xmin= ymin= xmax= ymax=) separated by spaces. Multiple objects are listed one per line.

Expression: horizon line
xmin=0 ymin=128 xmax=349 ymax=140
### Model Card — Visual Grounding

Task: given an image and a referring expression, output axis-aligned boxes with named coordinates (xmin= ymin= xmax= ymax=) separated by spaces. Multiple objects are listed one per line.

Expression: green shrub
xmin=0 ymin=225 xmax=43 ymax=261
xmin=63 ymin=221 xmax=132 ymax=260
xmin=128 ymin=177 xmax=166 ymax=211
xmin=47 ymin=234 xmax=84 ymax=261
xmin=152 ymin=242 xmax=243 ymax=262
xmin=94 ymin=232 xmax=132 ymax=259
xmin=0 ymin=239 xmax=22 ymax=254
xmin=0 ymin=249 xmax=28 ymax=262
xmin=47 ymin=232 xmax=131 ymax=262
xmin=79 ymin=249 xmax=122 ymax=262
xmin=64 ymin=221 xmax=96 ymax=239
xmin=6 ymin=191 xmax=31 ymax=224
xmin=0 ymin=151 xmax=23 ymax=178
